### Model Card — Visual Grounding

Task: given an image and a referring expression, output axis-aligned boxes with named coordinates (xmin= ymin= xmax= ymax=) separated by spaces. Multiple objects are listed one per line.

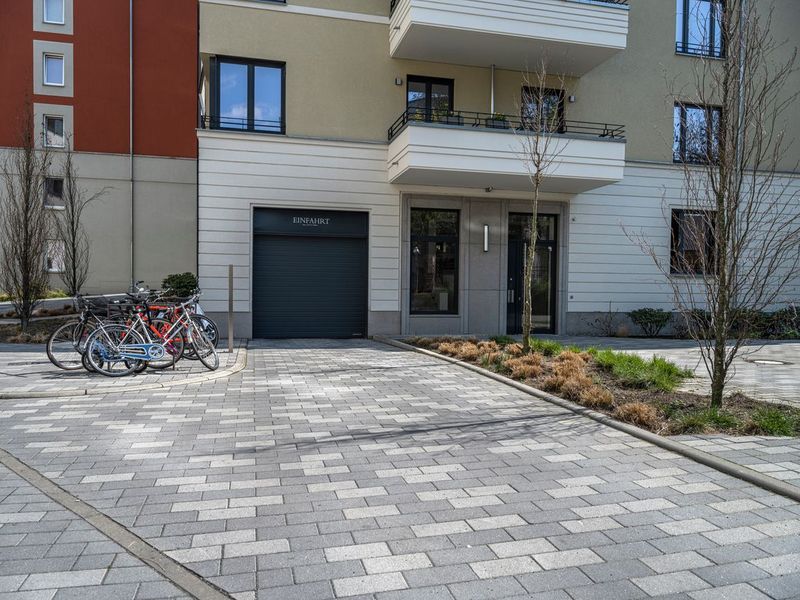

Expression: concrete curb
xmin=374 ymin=335 xmax=800 ymax=504
xmin=0 ymin=343 xmax=249 ymax=400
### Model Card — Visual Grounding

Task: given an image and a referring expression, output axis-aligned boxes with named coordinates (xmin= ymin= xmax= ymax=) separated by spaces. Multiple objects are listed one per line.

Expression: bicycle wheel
xmin=190 ymin=324 xmax=219 ymax=371
xmin=82 ymin=351 xmax=96 ymax=373
xmin=85 ymin=325 xmax=147 ymax=377
xmin=145 ymin=318 xmax=185 ymax=370
xmin=47 ymin=321 xmax=88 ymax=370
xmin=183 ymin=315 xmax=219 ymax=360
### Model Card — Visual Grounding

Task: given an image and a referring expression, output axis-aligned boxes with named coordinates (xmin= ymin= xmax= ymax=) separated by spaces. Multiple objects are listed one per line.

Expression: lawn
xmin=409 ymin=336 xmax=800 ymax=437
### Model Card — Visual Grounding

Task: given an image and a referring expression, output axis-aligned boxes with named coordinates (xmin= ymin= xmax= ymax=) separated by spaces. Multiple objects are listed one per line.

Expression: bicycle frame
xmin=115 ymin=300 xmax=199 ymax=361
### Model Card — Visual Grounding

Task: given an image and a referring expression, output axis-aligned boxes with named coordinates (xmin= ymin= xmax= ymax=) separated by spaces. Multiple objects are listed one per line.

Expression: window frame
xmin=406 ymin=75 xmax=455 ymax=121
xmin=409 ymin=207 xmax=460 ymax=316
xmin=676 ymin=0 xmax=725 ymax=58
xmin=673 ymin=102 xmax=722 ymax=164
xmin=43 ymin=53 xmax=65 ymax=87
xmin=43 ymin=0 xmax=66 ymax=24
xmin=43 ymin=115 xmax=65 ymax=148
xmin=44 ymin=177 xmax=65 ymax=209
xmin=211 ymin=56 xmax=286 ymax=134
xmin=670 ymin=209 xmax=717 ymax=275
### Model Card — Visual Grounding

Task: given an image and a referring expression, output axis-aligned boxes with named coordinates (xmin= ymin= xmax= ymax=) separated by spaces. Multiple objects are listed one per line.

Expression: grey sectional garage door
xmin=252 ymin=209 xmax=368 ymax=339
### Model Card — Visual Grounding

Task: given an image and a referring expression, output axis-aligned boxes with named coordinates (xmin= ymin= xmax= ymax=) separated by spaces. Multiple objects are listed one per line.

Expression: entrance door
xmin=507 ymin=214 xmax=558 ymax=335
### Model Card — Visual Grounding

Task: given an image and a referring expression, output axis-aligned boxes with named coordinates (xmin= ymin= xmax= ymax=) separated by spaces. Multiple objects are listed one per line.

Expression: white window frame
xmin=44 ymin=115 xmax=65 ymax=148
xmin=45 ymin=240 xmax=65 ymax=273
xmin=43 ymin=0 xmax=65 ymax=24
xmin=43 ymin=53 xmax=65 ymax=87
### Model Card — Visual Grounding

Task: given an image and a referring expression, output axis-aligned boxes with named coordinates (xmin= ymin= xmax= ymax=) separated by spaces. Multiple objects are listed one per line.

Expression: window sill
xmin=45 ymin=205 xmax=66 ymax=211
xmin=410 ymin=313 xmax=460 ymax=318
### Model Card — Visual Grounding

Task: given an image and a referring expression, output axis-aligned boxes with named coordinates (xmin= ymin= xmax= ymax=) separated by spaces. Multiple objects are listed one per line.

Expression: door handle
xmin=507 ymin=289 xmax=514 ymax=303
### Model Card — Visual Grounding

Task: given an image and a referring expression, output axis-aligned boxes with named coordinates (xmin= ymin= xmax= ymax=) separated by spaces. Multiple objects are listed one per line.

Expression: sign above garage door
xmin=254 ymin=208 xmax=368 ymax=238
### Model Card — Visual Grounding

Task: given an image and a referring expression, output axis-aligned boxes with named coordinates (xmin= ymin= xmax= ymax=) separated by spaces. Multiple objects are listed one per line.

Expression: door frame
xmin=506 ymin=212 xmax=559 ymax=335
xmin=406 ymin=75 xmax=455 ymax=120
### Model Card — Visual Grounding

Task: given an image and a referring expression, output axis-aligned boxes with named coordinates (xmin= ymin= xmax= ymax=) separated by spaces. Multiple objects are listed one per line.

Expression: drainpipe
xmin=129 ymin=0 xmax=135 ymax=291
xmin=735 ymin=0 xmax=746 ymax=171
xmin=490 ymin=64 xmax=496 ymax=114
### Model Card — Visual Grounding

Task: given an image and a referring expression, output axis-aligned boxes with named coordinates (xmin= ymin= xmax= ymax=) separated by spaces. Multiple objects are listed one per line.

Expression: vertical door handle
xmin=507 ymin=289 xmax=514 ymax=303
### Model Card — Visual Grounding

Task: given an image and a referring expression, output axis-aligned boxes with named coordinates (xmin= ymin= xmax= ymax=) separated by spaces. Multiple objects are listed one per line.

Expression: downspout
xmin=490 ymin=64 xmax=496 ymax=114
xmin=129 ymin=0 xmax=135 ymax=291
xmin=735 ymin=0 xmax=746 ymax=170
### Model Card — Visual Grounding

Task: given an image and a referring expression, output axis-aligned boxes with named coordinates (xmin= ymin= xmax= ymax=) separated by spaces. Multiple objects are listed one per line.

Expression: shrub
xmin=593 ymin=350 xmax=690 ymax=392
xmin=629 ymin=308 xmax=671 ymax=337
xmin=748 ymin=407 xmax=797 ymax=436
xmin=505 ymin=343 xmax=524 ymax=356
xmin=162 ymin=272 xmax=199 ymax=298
xmin=528 ymin=338 xmax=563 ymax=356
xmin=436 ymin=342 xmax=462 ymax=357
xmin=505 ymin=354 xmax=544 ymax=380
xmin=673 ymin=409 xmax=739 ymax=434
xmin=559 ymin=373 xmax=594 ymax=401
xmin=579 ymin=386 xmax=614 ymax=409
xmin=456 ymin=342 xmax=480 ymax=361
xmin=477 ymin=340 xmax=500 ymax=354
xmin=44 ymin=289 xmax=69 ymax=299
xmin=614 ymin=402 xmax=661 ymax=430
xmin=769 ymin=307 xmax=800 ymax=339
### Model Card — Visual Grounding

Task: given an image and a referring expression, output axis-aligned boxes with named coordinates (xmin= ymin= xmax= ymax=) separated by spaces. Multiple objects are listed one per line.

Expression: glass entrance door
xmin=507 ymin=214 xmax=558 ymax=335
xmin=407 ymin=76 xmax=454 ymax=122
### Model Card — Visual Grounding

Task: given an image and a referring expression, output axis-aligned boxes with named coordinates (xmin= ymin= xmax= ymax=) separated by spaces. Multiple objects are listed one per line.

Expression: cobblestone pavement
xmin=0 ymin=464 xmax=190 ymax=599
xmin=0 ymin=343 xmax=243 ymax=397
xmin=0 ymin=340 xmax=799 ymax=599
xmin=539 ymin=336 xmax=800 ymax=406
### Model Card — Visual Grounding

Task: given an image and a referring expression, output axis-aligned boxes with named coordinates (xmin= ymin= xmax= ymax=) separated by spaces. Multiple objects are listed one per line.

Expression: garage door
xmin=252 ymin=208 xmax=368 ymax=339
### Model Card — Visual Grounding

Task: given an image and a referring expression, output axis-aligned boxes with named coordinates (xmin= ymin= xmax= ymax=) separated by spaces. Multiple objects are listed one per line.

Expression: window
xmin=43 ymin=0 xmax=65 ymax=24
xmin=676 ymin=0 xmax=724 ymax=58
xmin=521 ymin=87 xmax=565 ymax=133
xmin=671 ymin=209 xmax=717 ymax=274
xmin=407 ymin=76 xmax=454 ymax=121
xmin=673 ymin=103 xmax=722 ymax=163
xmin=45 ymin=240 xmax=65 ymax=273
xmin=212 ymin=57 xmax=284 ymax=133
xmin=410 ymin=209 xmax=459 ymax=314
xmin=44 ymin=177 xmax=64 ymax=208
xmin=44 ymin=116 xmax=65 ymax=147
xmin=43 ymin=54 xmax=64 ymax=86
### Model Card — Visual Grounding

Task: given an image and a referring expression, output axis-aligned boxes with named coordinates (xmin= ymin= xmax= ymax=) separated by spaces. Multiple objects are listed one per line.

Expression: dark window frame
xmin=406 ymin=75 xmax=455 ymax=121
xmin=44 ymin=176 xmax=64 ymax=208
xmin=670 ymin=209 xmax=717 ymax=275
xmin=520 ymin=87 xmax=566 ymax=133
xmin=210 ymin=55 xmax=286 ymax=134
xmin=673 ymin=103 xmax=723 ymax=164
xmin=410 ymin=207 xmax=460 ymax=316
xmin=676 ymin=0 xmax=725 ymax=58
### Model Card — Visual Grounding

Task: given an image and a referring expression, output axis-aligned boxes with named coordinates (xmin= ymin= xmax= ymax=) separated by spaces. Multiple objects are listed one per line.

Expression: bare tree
xmin=52 ymin=141 xmax=105 ymax=296
xmin=0 ymin=103 xmax=52 ymax=332
xmin=516 ymin=64 xmax=566 ymax=352
xmin=631 ymin=0 xmax=800 ymax=408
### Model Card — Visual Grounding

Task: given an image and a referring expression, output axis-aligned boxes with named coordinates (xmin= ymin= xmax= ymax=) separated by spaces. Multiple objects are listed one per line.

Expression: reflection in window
xmin=410 ymin=209 xmax=458 ymax=314
xmin=521 ymin=88 xmax=564 ymax=133
xmin=45 ymin=177 xmax=64 ymax=208
xmin=45 ymin=240 xmax=65 ymax=273
xmin=44 ymin=0 xmax=65 ymax=24
xmin=44 ymin=116 xmax=65 ymax=147
xmin=673 ymin=103 xmax=722 ymax=163
xmin=44 ymin=54 xmax=64 ymax=86
xmin=215 ymin=58 xmax=284 ymax=133
xmin=671 ymin=209 xmax=717 ymax=274
xmin=676 ymin=0 xmax=724 ymax=57
xmin=407 ymin=76 xmax=453 ymax=122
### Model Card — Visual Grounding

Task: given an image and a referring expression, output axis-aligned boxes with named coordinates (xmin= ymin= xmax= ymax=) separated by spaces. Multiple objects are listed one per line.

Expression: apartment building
xmin=193 ymin=0 xmax=800 ymax=339
xmin=0 ymin=0 xmax=198 ymax=293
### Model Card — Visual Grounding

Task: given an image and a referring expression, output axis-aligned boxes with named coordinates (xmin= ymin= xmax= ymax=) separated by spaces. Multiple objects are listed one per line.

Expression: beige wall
xmin=200 ymin=0 xmax=800 ymax=169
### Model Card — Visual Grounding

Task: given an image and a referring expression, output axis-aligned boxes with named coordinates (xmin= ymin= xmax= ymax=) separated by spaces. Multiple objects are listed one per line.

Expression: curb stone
xmin=0 ymin=342 xmax=249 ymax=400
xmin=374 ymin=335 xmax=800 ymax=504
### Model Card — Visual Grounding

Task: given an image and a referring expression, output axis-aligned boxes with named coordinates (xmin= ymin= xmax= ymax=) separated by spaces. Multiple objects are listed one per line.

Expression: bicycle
xmin=84 ymin=294 xmax=218 ymax=377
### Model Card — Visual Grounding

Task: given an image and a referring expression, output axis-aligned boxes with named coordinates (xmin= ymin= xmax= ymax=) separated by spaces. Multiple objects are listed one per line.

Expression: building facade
xmin=0 ymin=0 xmax=198 ymax=293
xmin=195 ymin=0 xmax=800 ymax=339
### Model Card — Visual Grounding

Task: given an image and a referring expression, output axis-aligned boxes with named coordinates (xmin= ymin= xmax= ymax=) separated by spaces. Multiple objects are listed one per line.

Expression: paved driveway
xmin=0 ymin=340 xmax=799 ymax=599
xmin=540 ymin=336 xmax=800 ymax=406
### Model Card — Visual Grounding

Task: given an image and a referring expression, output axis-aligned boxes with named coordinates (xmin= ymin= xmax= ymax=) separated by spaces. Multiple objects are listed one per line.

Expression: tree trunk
xmin=710 ymin=337 xmax=726 ymax=409
xmin=521 ymin=238 xmax=535 ymax=352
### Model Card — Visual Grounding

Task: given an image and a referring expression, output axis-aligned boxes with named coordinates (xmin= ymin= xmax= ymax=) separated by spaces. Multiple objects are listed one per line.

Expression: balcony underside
xmin=388 ymin=123 xmax=626 ymax=194
xmin=390 ymin=0 xmax=629 ymax=75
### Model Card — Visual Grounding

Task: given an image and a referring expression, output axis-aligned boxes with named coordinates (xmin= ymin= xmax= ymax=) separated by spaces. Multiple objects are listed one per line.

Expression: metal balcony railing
xmin=675 ymin=41 xmax=726 ymax=59
xmin=201 ymin=115 xmax=284 ymax=135
xmin=390 ymin=0 xmax=628 ymax=15
xmin=388 ymin=107 xmax=625 ymax=142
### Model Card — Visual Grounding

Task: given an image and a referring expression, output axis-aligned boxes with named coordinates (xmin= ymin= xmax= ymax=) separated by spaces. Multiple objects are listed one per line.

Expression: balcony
xmin=387 ymin=109 xmax=626 ymax=194
xmin=389 ymin=0 xmax=629 ymax=75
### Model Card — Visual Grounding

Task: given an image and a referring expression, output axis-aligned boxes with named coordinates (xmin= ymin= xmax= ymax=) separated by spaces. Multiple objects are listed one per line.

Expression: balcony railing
xmin=201 ymin=115 xmax=284 ymax=135
xmin=675 ymin=41 xmax=725 ymax=59
xmin=390 ymin=0 xmax=628 ymax=14
xmin=388 ymin=108 xmax=625 ymax=142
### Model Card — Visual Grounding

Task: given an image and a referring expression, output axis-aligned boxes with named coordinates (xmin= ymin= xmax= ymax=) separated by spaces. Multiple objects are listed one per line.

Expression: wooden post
xmin=227 ymin=264 xmax=234 ymax=353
